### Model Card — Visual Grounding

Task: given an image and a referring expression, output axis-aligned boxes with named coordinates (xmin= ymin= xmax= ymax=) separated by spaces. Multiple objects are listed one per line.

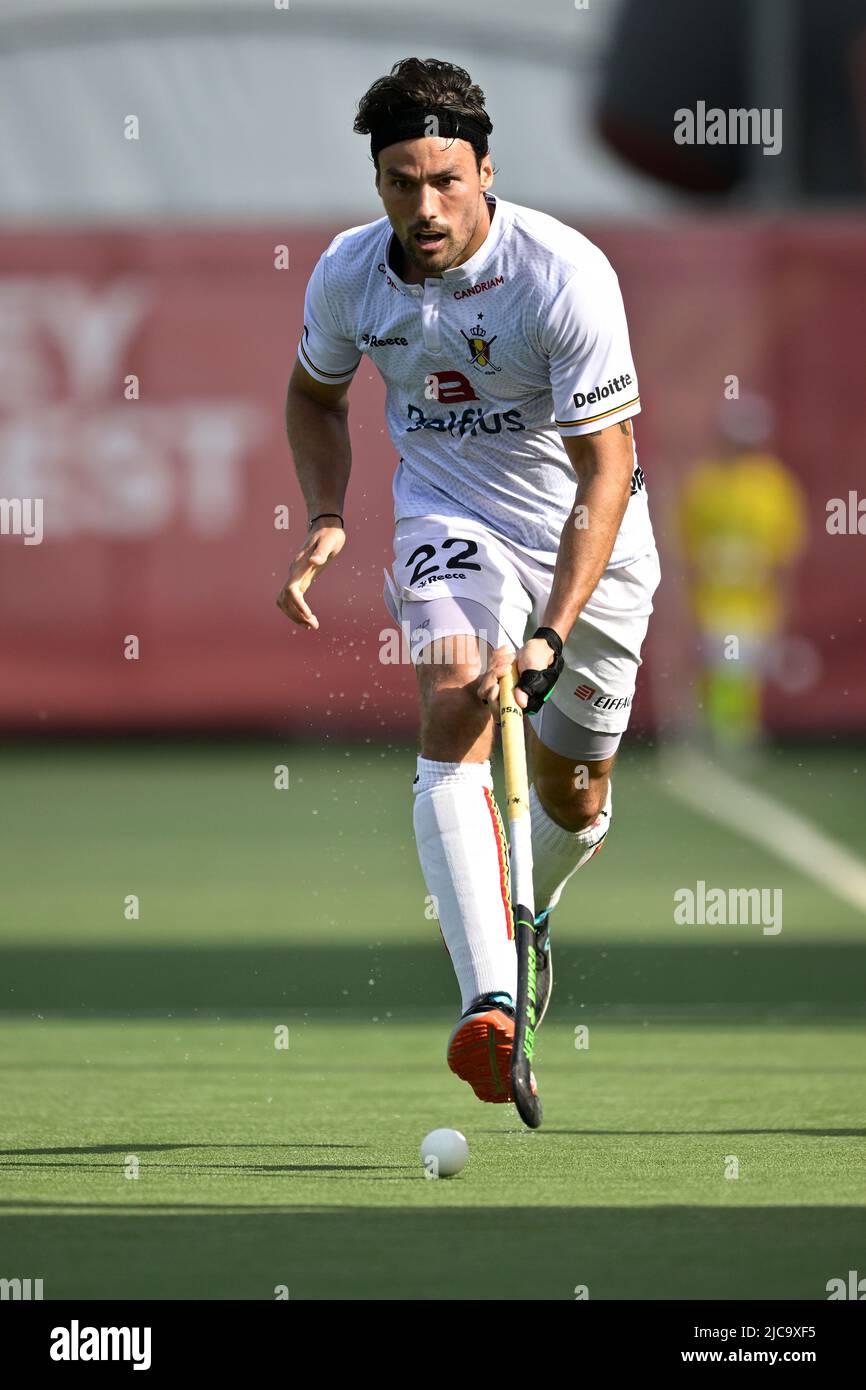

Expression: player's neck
xmin=392 ymin=195 xmax=493 ymax=285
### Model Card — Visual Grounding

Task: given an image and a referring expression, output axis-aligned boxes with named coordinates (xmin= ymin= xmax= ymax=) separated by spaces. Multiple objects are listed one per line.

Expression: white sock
xmin=530 ymin=780 xmax=612 ymax=914
xmin=413 ymin=757 xmax=516 ymax=1012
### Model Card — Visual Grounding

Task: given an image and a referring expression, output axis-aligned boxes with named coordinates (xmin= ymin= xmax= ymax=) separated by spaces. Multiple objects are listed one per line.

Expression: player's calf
xmin=412 ymin=644 xmax=518 ymax=1016
xmin=527 ymin=724 xmax=615 ymax=946
xmin=529 ymin=778 xmax=612 ymax=915
xmin=532 ymin=767 xmax=610 ymax=833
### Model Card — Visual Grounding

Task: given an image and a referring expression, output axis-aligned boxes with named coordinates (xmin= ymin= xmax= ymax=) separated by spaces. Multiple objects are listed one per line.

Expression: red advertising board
xmin=0 ymin=221 xmax=863 ymax=735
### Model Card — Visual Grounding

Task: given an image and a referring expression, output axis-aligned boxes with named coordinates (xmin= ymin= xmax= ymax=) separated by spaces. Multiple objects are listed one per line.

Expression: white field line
xmin=662 ymin=748 xmax=866 ymax=915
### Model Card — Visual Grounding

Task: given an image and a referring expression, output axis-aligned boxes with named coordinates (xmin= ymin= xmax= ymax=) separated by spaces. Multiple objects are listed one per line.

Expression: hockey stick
xmin=499 ymin=661 xmax=543 ymax=1129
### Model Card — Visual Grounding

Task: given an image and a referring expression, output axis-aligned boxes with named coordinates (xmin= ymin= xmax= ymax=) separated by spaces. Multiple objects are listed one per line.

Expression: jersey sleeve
xmin=541 ymin=259 xmax=641 ymax=436
xmin=296 ymin=248 xmax=362 ymax=386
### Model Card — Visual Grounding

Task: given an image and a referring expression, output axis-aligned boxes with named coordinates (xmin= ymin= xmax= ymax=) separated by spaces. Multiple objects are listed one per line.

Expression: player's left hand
xmin=476 ymin=637 xmax=560 ymax=721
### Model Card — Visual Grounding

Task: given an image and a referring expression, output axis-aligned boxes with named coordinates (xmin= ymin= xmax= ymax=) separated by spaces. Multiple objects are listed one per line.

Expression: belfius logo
xmin=406 ymin=403 xmax=524 ymax=436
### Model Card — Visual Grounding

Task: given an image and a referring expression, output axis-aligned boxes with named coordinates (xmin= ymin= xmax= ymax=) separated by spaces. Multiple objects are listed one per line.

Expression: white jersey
xmin=297 ymin=192 xmax=654 ymax=565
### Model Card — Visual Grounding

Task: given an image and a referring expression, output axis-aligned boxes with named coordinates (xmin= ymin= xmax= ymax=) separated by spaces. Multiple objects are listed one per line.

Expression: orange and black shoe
xmin=447 ymin=992 xmax=535 ymax=1104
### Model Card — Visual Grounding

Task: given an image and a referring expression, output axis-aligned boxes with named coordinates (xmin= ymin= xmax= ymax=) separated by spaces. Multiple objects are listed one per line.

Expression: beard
xmin=390 ymin=200 xmax=488 ymax=278
xmin=400 ymin=229 xmax=456 ymax=272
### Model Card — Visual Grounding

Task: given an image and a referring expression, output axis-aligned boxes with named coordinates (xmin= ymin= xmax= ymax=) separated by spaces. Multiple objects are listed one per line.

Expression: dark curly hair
xmin=354 ymin=57 xmax=493 ymax=170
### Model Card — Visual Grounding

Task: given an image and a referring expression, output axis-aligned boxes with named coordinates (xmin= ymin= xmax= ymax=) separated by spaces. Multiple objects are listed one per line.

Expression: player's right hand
xmin=275 ymin=524 xmax=346 ymax=629
xmin=477 ymin=644 xmax=519 ymax=721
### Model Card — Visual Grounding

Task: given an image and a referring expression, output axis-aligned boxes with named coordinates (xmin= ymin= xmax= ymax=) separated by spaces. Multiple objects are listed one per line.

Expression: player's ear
xmin=479 ymin=155 xmax=494 ymax=192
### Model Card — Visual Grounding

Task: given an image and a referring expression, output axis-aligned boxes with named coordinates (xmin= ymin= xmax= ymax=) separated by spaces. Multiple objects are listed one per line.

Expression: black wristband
xmin=531 ymin=626 xmax=563 ymax=659
xmin=309 ymin=513 xmax=344 ymax=529
xmin=518 ymin=628 xmax=565 ymax=715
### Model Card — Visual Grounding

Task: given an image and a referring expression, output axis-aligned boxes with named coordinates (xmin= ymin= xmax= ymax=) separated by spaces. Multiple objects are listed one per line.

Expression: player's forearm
xmin=286 ymin=387 xmax=352 ymax=522
xmin=542 ymin=456 xmax=632 ymax=641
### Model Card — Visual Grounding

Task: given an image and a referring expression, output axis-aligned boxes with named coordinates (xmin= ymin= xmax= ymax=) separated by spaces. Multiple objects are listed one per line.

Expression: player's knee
xmin=419 ymin=671 xmax=492 ymax=761
xmin=535 ymin=770 xmax=608 ymax=833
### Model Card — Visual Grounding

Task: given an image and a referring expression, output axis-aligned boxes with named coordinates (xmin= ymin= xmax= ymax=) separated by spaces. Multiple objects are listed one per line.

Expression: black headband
xmin=369 ymin=107 xmax=490 ymax=162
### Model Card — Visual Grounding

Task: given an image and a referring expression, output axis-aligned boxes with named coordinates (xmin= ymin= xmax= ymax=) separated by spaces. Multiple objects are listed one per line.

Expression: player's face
xmin=376 ymin=138 xmax=493 ymax=278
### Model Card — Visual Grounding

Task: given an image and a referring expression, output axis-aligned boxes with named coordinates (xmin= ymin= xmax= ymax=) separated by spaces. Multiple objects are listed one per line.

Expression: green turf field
xmin=1 ymin=741 xmax=864 ymax=1299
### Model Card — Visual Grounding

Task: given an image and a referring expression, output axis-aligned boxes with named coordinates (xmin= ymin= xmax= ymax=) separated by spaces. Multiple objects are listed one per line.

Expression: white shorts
xmin=383 ymin=512 xmax=661 ymax=759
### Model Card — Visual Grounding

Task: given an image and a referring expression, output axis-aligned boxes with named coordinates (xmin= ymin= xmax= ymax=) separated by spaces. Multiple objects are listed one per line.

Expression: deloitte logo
xmin=572 ymin=373 xmax=634 ymax=409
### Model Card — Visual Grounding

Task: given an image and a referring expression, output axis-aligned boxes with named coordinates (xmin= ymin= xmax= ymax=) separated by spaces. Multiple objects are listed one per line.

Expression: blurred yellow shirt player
xmin=679 ymin=395 xmax=806 ymax=747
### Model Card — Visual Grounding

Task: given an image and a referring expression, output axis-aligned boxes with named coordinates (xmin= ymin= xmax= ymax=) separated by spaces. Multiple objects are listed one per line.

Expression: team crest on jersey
xmin=460 ymin=317 xmax=500 ymax=375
